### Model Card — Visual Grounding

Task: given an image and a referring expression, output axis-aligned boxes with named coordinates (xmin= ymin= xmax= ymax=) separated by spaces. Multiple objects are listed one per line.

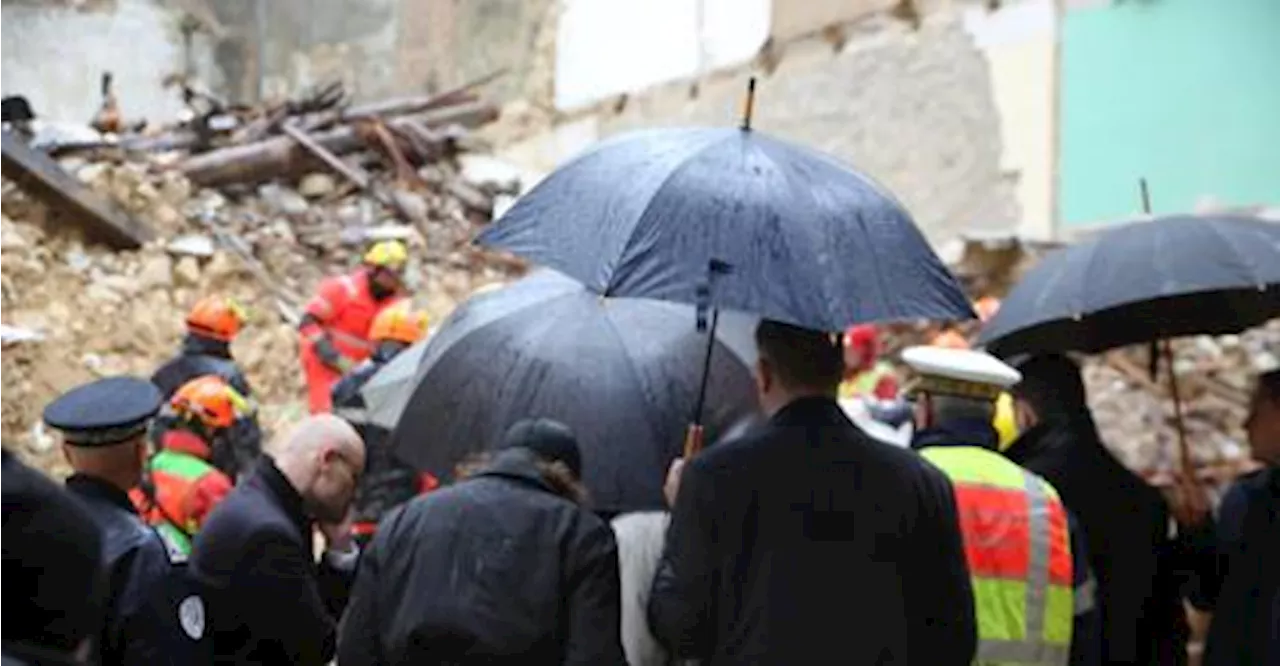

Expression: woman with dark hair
xmin=338 ymin=418 xmax=626 ymax=665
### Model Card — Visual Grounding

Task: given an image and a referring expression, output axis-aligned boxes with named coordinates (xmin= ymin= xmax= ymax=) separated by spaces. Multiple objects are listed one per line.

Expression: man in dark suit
xmin=1008 ymin=354 xmax=1191 ymax=665
xmin=648 ymin=320 xmax=976 ymax=664
xmin=3 ymin=450 xmax=106 ymax=665
xmin=191 ymin=414 xmax=366 ymax=665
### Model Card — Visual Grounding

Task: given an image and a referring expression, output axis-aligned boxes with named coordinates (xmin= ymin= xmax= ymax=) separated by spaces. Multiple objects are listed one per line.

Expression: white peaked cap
xmin=901 ymin=345 xmax=1022 ymax=393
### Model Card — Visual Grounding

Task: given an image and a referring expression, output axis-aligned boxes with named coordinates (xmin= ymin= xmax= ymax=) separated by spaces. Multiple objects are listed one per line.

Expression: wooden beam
xmin=280 ymin=122 xmax=372 ymax=190
xmin=1 ymin=131 xmax=153 ymax=249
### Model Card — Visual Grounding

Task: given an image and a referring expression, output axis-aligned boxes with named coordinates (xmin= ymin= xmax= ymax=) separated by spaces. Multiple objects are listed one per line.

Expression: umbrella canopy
xmin=360 ymin=336 xmax=431 ymax=430
xmin=979 ymin=214 xmax=1280 ymax=357
xmin=387 ymin=270 xmax=760 ymax=512
xmin=476 ymin=127 xmax=973 ymax=331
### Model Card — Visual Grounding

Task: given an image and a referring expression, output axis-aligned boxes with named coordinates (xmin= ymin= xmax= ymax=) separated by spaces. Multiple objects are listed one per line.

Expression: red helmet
xmin=844 ymin=324 xmax=880 ymax=356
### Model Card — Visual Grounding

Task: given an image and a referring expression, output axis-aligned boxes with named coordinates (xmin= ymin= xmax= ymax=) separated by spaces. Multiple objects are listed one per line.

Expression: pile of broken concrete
xmin=2 ymin=137 xmax=527 ymax=475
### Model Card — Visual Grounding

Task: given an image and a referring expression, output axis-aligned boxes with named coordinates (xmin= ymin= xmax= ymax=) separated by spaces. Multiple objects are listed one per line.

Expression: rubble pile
xmin=2 ymin=80 xmax=528 ymax=474
xmin=1085 ymin=325 xmax=1279 ymax=483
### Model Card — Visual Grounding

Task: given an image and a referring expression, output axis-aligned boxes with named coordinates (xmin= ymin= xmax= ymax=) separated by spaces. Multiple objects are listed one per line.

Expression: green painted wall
xmin=1059 ymin=0 xmax=1280 ymax=226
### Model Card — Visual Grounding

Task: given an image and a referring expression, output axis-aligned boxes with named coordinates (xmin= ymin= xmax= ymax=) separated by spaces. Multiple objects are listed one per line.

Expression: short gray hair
xmin=927 ymin=394 xmax=996 ymax=425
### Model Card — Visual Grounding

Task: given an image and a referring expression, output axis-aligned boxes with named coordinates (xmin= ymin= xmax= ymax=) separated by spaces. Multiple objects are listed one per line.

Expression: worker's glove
xmin=313 ymin=336 xmax=350 ymax=373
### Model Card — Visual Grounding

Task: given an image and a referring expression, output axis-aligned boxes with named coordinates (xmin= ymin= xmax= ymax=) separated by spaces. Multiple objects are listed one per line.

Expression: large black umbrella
xmin=475 ymin=125 xmax=973 ymax=332
xmin=388 ymin=270 xmax=760 ymax=512
xmin=978 ymin=214 xmax=1280 ymax=357
xmin=978 ymin=213 xmax=1280 ymax=478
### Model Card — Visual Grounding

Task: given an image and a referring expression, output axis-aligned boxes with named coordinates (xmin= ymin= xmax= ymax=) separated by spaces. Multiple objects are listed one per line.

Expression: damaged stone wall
xmin=496 ymin=6 xmax=1021 ymax=243
xmin=613 ymin=15 xmax=1020 ymax=243
xmin=1 ymin=0 xmax=218 ymax=124
xmin=1 ymin=0 xmax=555 ymax=124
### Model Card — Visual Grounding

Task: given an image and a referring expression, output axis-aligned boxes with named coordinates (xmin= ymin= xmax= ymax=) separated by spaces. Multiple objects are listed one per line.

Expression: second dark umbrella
xmin=388 ymin=270 xmax=760 ymax=512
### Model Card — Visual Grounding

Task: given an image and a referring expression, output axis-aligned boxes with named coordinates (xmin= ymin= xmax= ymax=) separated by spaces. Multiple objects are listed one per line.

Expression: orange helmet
xmin=369 ymin=303 xmax=429 ymax=345
xmin=170 ymin=375 xmax=251 ymax=430
xmin=186 ymin=296 xmax=247 ymax=342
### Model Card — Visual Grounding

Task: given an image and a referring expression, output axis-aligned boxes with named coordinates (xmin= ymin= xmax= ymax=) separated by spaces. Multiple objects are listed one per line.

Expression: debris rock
xmin=167 ymin=234 xmax=216 ymax=258
xmin=258 ymin=183 xmax=310 ymax=217
xmin=136 ymin=253 xmax=173 ymax=291
xmin=298 ymin=172 xmax=338 ymax=199
xmin=174 ymin=256 xmax=202 ymax=286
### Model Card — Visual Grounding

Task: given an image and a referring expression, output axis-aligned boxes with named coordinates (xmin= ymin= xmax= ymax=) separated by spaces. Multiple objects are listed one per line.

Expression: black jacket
xmin=332 ymin=353 xmax=419 ymax=525
xmin=1190 ymin=466 xmax=1279 ymax=666
xmin=152 ymin=335 xmax=254 ymax=399
xmin=648 ymin=397 xmax=976 ymax=665
xmin=64 ymin=475 xmax=207 ymax=666
xmin=190 ymin=456 xmax=355 ymax=665
xmin=337 ymin=448 xmax=626 ymax=666
xmin=2 ymin=643 xmax=80 ymax=666
xmin=151 ymin=335 xmax=262 ymax=479
xmin=1006 ymin=417 xmax=1186 ymax=665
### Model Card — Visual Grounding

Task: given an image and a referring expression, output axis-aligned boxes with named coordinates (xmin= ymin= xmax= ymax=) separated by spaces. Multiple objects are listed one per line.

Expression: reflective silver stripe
xmin=329 ymin=327 xmax=376 ymax=352
xmin=1075 ymin=574 xmax=1097 ymax=616
xmin=1022 ymin=470 xmax=1052 ymax=641
xmin=332 ymin=406 xmax=369 ymax=424
xmin=979 ymin=639 xmax=1071 ymax=664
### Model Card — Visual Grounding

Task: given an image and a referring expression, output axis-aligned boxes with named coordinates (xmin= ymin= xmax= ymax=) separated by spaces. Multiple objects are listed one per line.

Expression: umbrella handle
xmin=683 ymin=423 xmax=705 ymax=459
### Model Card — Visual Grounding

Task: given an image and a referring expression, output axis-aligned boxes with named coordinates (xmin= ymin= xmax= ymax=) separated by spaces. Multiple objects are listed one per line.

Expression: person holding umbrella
xmin=649 ymin=320 xmax=976 ymax=664
xmin=904 ymin=346 xmax=1099 ymax=665
xmin=1007 ymin=354 xmax=1193 ymax=665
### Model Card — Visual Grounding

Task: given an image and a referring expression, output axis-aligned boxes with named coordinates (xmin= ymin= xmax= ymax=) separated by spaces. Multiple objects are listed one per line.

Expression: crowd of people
xmin=3 ymin=238 xmax=1277 ymax=666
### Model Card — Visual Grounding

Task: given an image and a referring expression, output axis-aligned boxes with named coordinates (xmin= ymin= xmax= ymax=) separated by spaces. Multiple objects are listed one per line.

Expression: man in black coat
xmin=152 ymin=296 xmax=261 ymax=479
xmin=3 ymin=450 xmax=107 ymax=665
xmin=649 ymin=321 xmax=976 ymax=664
xmin=191 ymin=414 xmax=365 ymax=665
xmin=1189 ymin=368 xmax=1280 ymax=666
xmin=42 ymin=377 xmax=209 ymax=666
xmin=1008 ymin=354 xmax=1188 ymax=665
xmin=337 ymin=418 xmax=626 ymax=665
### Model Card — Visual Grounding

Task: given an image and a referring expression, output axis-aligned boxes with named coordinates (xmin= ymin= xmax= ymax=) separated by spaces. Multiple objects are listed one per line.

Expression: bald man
xmin=191 ymin=415 xmax=366 ymax=665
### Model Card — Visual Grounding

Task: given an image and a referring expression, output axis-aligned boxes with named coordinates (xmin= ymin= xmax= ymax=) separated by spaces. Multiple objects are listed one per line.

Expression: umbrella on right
xmin=978 ymin=214 xmax=1280 ymax=357
xmin=977 ymin=214 xmax=1280 ymax=476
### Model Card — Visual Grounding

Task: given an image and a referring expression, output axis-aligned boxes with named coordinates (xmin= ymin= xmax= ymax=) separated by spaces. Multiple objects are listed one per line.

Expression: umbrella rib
xmin=763 ymin=140 xmax=888 ymax=325
xmin=597 ymin=305 xmax=680 ymax=450
xmin=1204 ymin=218 xmax=1267 ymax=287
xmin=607 ymin=132 xmax=736 ymax=296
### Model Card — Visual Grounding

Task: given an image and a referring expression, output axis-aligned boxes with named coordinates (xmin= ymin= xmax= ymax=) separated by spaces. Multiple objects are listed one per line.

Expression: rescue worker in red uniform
xmin=904 ymin=345 xmax=1100 ymax=665
xmin=152 ymin=295 xmax=262 ymax=479
xmin=330 ymin=302 xmax=438 ymax=547
xmin=131 ymin=375 xmax=246 ymax=556
xmin=299 ymin=240 xmax=409 ymax=413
